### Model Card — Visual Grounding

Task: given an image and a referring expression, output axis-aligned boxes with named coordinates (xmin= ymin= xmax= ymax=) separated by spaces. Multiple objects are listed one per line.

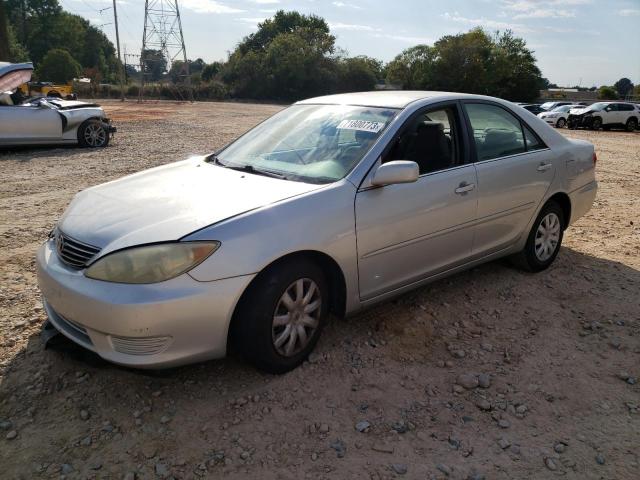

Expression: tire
xmin=591 ymin=117 xmax=602 ymax=130
xmin=232 ymin=259 xmax=328 ymax=373
xmin=47 ymin=91 xmax=61 ymax=98
xmin=77 ymin=119 xmax=110 ymax=148
xmin=511 ymin=201 xmax=565 ymax=272
xmin=626 ymin=118 xmax=638 ymax=132
xmin=556 ymin=118 xmax=566 ymax=128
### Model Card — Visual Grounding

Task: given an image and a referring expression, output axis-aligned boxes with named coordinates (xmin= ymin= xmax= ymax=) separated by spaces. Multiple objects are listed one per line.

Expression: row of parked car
xmin=517 ymin=101 xmax=640 ymax=132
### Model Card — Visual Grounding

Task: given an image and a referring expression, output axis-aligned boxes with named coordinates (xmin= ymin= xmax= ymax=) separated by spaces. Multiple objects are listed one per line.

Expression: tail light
xmin=593 ymin=151 xmax=597 ymax=165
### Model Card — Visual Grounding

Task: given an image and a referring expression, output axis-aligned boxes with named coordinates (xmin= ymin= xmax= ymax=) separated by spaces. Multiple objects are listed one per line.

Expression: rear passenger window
xmin=464 ymin=104 xmax=525 ymax=161
xmin=524 ymin=125 xmax=545 ymax=151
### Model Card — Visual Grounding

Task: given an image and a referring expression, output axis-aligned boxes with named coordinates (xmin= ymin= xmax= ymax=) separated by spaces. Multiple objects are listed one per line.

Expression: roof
xmin=297 ymin=91 xmax=465 ymax=109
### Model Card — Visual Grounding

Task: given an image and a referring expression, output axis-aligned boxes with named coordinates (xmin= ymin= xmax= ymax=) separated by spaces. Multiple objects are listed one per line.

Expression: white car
xmin=567 ymin=102 xmax=640 ymax=131
xmin=537 ymin=104 xmax=582 ymax=128
xmin=0 ymin=62 xmax=116 ymax=148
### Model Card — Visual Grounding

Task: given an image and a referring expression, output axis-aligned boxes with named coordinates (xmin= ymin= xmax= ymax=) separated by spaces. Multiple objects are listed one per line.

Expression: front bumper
xmin=36 ymin=239 xmax=254 ymax=368
xmin=567 ymin=114 xmax=593 ymax=128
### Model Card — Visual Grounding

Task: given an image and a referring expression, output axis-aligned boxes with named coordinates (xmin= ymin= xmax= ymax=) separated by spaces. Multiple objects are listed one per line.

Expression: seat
xmin=404 ymin=121 xmax=452 ymax=173
xmin=480 ymin=128 xmax=519 ymax=160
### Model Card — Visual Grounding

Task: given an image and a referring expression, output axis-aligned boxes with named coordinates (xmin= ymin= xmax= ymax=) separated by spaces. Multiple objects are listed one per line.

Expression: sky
xmin=61 ymin=0 xmax=640 ymax=87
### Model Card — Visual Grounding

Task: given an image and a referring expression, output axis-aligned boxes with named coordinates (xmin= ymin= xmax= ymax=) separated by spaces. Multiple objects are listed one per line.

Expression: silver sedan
xmin=37 ymin=91 xmax=597 ymax=372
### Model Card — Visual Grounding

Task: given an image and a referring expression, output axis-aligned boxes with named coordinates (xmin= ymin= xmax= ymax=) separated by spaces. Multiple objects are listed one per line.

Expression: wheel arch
xmin=227 ymin=250 xmax=348 ymax=347
xmin=546 ymin=192 xmax=572 ymax=229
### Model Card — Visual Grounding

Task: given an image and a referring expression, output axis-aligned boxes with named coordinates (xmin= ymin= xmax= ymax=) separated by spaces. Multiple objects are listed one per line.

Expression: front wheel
xmin=78 ymin=119 xmax=110 ymax=148
xmin=591 ymin=117 xmax=602 ymax=130
xmin=511 ymin=201 xmax=564 ymax=272
xmin=232 ymin=259 xmax=328 ymax=373
xmin=556 ymin=118 xmax=566 ymax=128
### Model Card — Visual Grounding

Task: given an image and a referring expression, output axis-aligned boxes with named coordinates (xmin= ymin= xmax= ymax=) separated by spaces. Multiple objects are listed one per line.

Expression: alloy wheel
xmin=84 ymin=123 xmax=107 ymax=147
xmin=272 ymin=278 xmax=322 ymax=357
xmin=534 ymin=212 xmax=561 ymax=262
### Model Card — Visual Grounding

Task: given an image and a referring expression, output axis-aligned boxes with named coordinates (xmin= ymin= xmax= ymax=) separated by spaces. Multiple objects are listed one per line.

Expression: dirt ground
xmin=0 ymin=100 xmax=638 ymax=480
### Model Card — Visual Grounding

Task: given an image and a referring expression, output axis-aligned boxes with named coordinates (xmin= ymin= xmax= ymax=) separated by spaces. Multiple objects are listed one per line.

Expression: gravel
xmin=0 ymin=101 xmax=638 ymax=479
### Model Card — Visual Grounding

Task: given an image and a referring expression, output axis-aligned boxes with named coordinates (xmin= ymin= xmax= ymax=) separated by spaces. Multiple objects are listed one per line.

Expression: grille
xmin=111 ymin=335 xmax=172 ymax=356
xmin=55 ymin=230 xmax=101 ymax=269
xmin=44 ymin=301 xmax=93 ymax=347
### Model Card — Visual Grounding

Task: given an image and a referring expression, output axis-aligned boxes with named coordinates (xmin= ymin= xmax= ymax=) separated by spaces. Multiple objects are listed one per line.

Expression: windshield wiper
xmin=207 ymin=155 xmax=287 ymax=180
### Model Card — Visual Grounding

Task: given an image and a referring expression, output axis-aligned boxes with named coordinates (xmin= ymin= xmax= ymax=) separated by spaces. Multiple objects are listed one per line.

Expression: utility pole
xmin=139 ymin=0 xmax=192 ymax=102
xmin=112 ymin=0 xmax=125 ymax=101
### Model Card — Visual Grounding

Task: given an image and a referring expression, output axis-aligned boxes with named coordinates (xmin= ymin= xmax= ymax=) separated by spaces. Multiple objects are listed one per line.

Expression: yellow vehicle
xmin=18 ymin=81 xmax=77 ymax=100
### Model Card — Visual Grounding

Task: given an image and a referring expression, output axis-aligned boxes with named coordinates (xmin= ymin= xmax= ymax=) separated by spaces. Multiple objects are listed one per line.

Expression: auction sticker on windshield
xmin=337 ymin=119 xmax=386 ymax=133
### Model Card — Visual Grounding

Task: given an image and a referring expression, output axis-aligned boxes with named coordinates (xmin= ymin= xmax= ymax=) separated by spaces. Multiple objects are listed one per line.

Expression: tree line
xmin=1 ymin=3 xmax=637 ymax=103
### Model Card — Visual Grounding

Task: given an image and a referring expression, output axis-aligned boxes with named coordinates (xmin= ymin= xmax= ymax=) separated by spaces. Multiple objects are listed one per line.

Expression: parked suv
xmin=568 ymin=102 xmax=639 ymax=131
xmin=537 ymin=104 xmax=581 ymax=128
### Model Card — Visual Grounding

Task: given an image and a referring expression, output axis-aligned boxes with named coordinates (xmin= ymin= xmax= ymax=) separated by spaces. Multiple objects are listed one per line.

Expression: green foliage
xmin=4 ymin=0 xmax=118 ymax=82
xmin=36 ymin=48 xmax=81 ymax=83
xmin=385 ymin=29 xmax=543 ymax=102
xmin=141 ymin=49 xmax=167 ymax=82
xmin=201 ymin=61 xmax=223 ymax=82
xmin=614 ymin=77 xmax=633 ymax=97
xmin=336 ymin=56 xmax=378 ymax=93
xmin=598 ymin=86 xmax=618 ymax=100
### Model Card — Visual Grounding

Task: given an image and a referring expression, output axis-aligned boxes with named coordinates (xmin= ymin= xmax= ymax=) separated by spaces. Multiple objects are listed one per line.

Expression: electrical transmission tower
xmin=139 ymin=0 xmax=192 ymax=102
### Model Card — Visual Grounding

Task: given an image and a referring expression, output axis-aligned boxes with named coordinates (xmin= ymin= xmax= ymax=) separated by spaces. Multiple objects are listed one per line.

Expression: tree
xmin=598 ymin=86 xmax=618 ymax=100
xmin=201 ymin=61 xmax=223 ymax=81
xmin=36 ymin=48 xmax=81 ymax=82
xmin=614 ymin=77 xmax=634 ymax=98
xmin=141 ymin=49 xmax=167 ymax=82
xmin=386 ymin=45 xmax=436 ymax=89
xmin=336 ymin=56 xmax=378 ymax=92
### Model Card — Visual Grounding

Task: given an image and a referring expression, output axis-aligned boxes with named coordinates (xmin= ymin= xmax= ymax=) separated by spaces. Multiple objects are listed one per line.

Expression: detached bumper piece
xmin=567 ymin=114 xmax=593 ymax=129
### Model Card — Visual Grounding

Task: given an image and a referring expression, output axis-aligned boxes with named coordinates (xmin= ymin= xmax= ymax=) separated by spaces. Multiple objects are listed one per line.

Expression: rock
xmin=451 ymin=349 xmax=466 ymax=359
xmin=498 ymin=419 xmax=510 ymax=429
xmin=240 ymin=451 xmax=250 ymax=460
xmin=89 ymin=462 xmax=102 ymax=470
xmin=480 ymin=343 xmax=493 ymax=352
xmin=80 ymin=436 xmax=92 ymax=447
xmin=545 ymin=458 xmax=557 ymax=471
xmin=498 ymin=437 xmax=511 ymax=449
xmin=510 ymin=444 xmax=521 ymax=455
xmin=627 ymin=377 xmax=637 ymax=385
xmin=457 ymin=374 xmax=479 ymax=389
xmin=477 ymin=374 xmax=491 ymax=389
xmin=595 ymin=454 xmax=605 ymax=465
xmin=476 ymin=398 xmax=491 ymax=411
xmin=330 ymin=439 xmax=346 ymax=458
xmin=453 ymin=385 xmax=465 ymax=394
xmin=160 ymin=415 xmax=171 ymax=424
xmin=308 ymin=352 xmax=322 ymax=364
xmin=391 ymin=463 xmax=408 ymax=475
xmin=372 ymin=443 xmax=394 ymax=454
xmin=142 ymin=445 xmax=157 ymax=459
xmin=392 ymin=420 xmax=408 ymax=434
xmin=515 ymin=405 xmax=528 ymax=415
xmin=80 ymin=410 xmax=90 ymax=421
xmin=311 ymin=452 xmax=318 ymax=461
xmin=61 ymin=464 xmax=73 ymax=474
xmin=436 ymin=463 xmax=452 ymax=476
xmin=6 ymin=430 xmax=17 ymax=440
xmin=155 ymin=462 xmax=169 ymax=477
xmin=0 ymin=420 xmax=12 ymax=430
xmin=554 ymin=442 xmax=567 ymax=454
xmin=467 ymin=473 xmax=485 ymax=480
xmin=355 ymin=420 xmax=370 ymax=433
xmin=123 ymin=473 xmax=136 ymax=480
xmin=319 ymin=423 xmax=330 ymax=433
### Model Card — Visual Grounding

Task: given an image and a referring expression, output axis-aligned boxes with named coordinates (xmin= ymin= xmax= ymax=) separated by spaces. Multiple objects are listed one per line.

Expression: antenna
xmin=139 ymin=0 xmax=192 ymax=102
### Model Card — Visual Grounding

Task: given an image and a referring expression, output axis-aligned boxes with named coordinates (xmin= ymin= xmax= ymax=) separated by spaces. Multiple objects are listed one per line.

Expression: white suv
xmin=537 ymin=104 xmax=582 ymax=128
xmin=567 ymin=102 xmax=639 ymax=131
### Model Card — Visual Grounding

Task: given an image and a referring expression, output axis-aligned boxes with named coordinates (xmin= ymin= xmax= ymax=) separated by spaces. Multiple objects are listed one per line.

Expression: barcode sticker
xmin=337 ymin=119 xmax=385 ymax=133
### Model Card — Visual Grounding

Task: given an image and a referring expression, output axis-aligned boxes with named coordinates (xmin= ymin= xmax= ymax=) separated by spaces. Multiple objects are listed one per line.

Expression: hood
xmin=58 ymin=157 xmax=322 ymax=255
xmin=48 ymin=99 xmax=100 ymax=110
xmin=0 ymin=62 xmax=33 ymax=91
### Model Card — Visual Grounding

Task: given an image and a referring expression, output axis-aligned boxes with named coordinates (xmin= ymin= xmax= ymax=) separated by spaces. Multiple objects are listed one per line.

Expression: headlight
xmin=85 ymin=242 xmax=220 ymax=284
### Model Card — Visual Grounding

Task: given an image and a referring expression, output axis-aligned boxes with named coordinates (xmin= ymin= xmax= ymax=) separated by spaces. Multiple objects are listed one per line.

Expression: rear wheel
xmin=556 ymin=118 xmax=566 ymax=128
xmin=78 ymin=119 xmax=109 ymax=148
xmin=626 ymin=118 xmax=638 ymax=132
xmin=512 ymin=201 xmax=564 ymax=272
xmin=232 ymin=259 xmax=328 ymax=373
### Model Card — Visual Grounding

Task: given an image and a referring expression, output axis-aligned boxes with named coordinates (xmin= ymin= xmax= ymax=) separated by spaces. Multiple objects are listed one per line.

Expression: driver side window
xmin=383 ymin=105 xmax=460 ymax=175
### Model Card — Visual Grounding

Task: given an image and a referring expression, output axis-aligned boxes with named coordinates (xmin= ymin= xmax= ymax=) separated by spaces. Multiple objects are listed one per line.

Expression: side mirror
xmin=371 ymin=160 xmax=419 ymax=187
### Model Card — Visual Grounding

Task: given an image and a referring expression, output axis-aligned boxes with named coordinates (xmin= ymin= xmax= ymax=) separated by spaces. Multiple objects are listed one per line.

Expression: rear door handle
xmin=537 ymin=162 xmax=552 ymax=172
xmin=455 ymin=182 xmax=476 ymax=194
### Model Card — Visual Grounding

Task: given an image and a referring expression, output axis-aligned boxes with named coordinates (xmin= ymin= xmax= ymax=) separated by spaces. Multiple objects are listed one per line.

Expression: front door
xmin=355 ymin=102 xmax=478 ymax=300
xmin=0 ymin=103 xmax=62 ymax=142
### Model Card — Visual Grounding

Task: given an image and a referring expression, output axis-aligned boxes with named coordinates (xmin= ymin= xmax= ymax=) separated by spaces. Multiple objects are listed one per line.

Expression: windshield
xmin=553 ymin=105 xmax=574 ymax=112
xmin=214 ymin=104 xmax=397 ymax=184
xmin=540 ymin=102 xmax=555 ymax=110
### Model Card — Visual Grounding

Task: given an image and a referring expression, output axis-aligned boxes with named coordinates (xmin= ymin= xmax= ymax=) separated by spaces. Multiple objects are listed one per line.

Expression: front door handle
xmin=537 ymin=162 xmax=552 ymax=172
xmin=455 ymin=182 xmax=476 ymax=194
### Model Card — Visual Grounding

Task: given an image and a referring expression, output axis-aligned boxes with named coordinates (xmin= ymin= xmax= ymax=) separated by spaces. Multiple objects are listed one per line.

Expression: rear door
xmin=355 ymin=102 xmax=478 ymax=300
xmin=462 ymin=101 xmax=554 ymax=256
